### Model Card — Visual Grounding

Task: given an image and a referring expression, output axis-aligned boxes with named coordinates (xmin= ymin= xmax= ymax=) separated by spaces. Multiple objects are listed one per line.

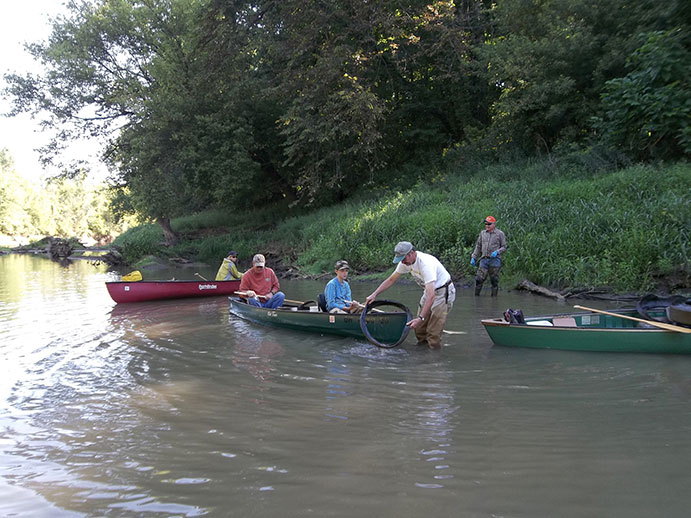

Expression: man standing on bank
xmin=470 ymin=216 xmax=507 ymax=296
xmin=365 ymin=242 xmax=455 ymax=349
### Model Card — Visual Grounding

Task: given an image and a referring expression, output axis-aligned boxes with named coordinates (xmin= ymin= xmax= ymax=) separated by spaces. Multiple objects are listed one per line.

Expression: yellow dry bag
xmin=122 ymin=270 xmax=143 ymax=282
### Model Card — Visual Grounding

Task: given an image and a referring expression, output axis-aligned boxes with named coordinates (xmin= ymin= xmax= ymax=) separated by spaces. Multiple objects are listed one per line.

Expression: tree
xmin=4 ymin=1 xmax=498 ymax=218
xmin=1 ymin=148 xmax=125 ymax=240
xmin=264 ymin=0 xmax=494 ymax=202
xmin=4 ymin=0 xmax=269 ymax=243
xmin=594 ymin=29 xmax=691 ymax=159
xmin=481 ymin=0 xmax=686 ymax=154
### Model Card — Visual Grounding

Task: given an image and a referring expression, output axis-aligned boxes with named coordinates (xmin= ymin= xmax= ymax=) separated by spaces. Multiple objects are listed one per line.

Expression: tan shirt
xmin=472 ymin=229 xmax=507 ymax=260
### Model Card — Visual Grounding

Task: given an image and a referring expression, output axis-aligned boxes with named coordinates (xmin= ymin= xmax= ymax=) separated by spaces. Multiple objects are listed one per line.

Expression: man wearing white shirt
xmin=365 ymin=241 xmax=455 ymax=349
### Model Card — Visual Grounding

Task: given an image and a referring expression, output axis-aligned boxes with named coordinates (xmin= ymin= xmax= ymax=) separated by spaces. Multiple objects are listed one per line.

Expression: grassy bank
xmin=114 ymin=160 xmax=690 ymax=293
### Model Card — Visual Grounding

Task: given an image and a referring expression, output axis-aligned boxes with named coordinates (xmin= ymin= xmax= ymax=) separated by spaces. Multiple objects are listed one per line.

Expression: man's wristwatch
xmin=419 ymin=316 xmax=425 ymax=321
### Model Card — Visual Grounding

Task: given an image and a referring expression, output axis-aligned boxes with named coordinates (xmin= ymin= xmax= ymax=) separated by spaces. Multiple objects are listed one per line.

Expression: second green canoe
xmin=482 ymin=308 xmax=691 ymax=354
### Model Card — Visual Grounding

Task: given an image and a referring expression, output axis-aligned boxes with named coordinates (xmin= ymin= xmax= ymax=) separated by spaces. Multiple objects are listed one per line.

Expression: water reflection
xmin=226 ymin=316 xmax=285 ymax=382
xmin=323 ymin=352 xmax=352 ymax=420
xmin=2 ymin=255 xmax=691 ymax=517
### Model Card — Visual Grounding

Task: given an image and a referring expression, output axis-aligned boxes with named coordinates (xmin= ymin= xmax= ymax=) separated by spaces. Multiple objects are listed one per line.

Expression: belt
xmin=435 ymin=280 xmax=452 ymax=304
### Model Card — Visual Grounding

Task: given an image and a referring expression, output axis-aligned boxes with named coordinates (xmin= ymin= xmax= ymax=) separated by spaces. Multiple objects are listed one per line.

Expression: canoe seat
xmin=318 ymin=294 xmax=328 ymax=312
xmin=552 ymin=316 xmax=577 ymax=327
xmin=527 ymin=320 xmax=553 ymax=326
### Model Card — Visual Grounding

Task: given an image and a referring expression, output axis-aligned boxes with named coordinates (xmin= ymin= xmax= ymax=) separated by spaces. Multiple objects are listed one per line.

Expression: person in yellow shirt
xmin=215 ymin=251 xmax=243 ymax=281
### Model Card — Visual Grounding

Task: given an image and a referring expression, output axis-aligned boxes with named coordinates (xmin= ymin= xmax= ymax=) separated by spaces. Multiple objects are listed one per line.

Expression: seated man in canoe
xmin=238 ymin=254 xmax=285 ymax=309
xmin=324 ymin=260 xmax=363 ymax=313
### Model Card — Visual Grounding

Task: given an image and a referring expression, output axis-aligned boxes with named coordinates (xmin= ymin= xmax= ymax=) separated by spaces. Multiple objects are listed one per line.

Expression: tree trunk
xmin=157 ymin=217 xmax=178 ymax=246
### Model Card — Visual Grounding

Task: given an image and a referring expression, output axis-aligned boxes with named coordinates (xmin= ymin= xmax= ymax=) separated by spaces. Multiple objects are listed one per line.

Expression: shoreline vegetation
xmin=4 ymin=160 xmax=689 ymax=301
xmin=3 ymin=0 xmax=688 ymax=306
xmin=7 ymin=158 xmax=685 ymax=302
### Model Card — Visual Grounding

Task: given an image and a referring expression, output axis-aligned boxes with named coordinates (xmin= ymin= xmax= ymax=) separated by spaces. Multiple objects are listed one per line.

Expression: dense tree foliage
xmin=3 ymin=0 xmax=689 ymax=237
xmin=0 ymin=149 xmax=130 ymax=242
xmin=484 ymin=0 xmax=690 ymax=154
xmin=595 ymin=29 xmax=691 ymax=159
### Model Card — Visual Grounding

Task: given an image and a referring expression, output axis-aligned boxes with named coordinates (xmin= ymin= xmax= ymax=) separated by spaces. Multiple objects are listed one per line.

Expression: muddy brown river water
xmin=1 ymin=254 xmax=690 ymax=517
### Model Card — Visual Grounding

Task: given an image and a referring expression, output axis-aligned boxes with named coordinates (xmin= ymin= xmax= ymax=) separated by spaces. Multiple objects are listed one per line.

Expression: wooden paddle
xmin=574 ymin=305 xmax=691 ymax=333
xmin=234 ymin=290 xmax=269 ymax=300
xmin=195 ymin=272 xmax=208 ymax=281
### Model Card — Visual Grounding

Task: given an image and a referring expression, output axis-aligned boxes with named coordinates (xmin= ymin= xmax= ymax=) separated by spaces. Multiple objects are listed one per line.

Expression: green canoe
xmin=482 ymin=308 xmax=691 ymax=354
xmin=228 ymin=297 xmax=412 ymax=348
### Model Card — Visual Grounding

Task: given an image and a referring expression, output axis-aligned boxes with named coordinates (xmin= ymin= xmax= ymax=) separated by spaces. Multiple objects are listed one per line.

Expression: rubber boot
xmin=491 ymin=287 xmax=498 ymax=297
xmin=475 ymin=283 xmax=482 ymax=296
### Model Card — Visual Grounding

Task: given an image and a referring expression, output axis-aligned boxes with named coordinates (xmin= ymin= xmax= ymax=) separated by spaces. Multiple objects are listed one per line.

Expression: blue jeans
xmin=247 ymin=292 xmax=285 ymax=309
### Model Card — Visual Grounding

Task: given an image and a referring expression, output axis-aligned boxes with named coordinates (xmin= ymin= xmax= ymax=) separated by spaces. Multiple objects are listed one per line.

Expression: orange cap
xmin=484 ymin=216 xmax=496 ymax=224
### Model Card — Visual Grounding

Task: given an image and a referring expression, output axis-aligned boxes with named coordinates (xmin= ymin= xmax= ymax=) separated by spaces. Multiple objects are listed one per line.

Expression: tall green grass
xmin=111 ymin=224 xmax=164 ymax=264
xmin=115 ymin=160 xmax=690 ymax=292
xmin=267 ymin=162 xmax=689 ymax=291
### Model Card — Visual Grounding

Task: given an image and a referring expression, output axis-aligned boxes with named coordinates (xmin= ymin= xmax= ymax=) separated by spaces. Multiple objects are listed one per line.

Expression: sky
xmin=0 ymin=1 xmax=106 ymax=182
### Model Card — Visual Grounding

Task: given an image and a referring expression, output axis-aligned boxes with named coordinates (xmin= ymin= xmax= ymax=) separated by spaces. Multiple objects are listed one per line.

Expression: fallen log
xmin=516 ymin=279 xmax=566 ymax=302
xmin=100 ymin=248 xmax=126 ymax=267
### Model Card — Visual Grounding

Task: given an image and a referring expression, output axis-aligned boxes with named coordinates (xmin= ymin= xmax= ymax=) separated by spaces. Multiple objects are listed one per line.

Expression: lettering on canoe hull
xmin=198 ymin=284 xmax=218 ymax=291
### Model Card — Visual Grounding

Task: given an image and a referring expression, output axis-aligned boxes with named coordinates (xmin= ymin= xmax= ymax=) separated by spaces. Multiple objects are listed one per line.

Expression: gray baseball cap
xmin=393 ymin=241 xmax=413 ymax=263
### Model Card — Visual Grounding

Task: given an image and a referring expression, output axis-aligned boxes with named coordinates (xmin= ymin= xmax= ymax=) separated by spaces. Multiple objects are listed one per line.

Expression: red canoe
xmin=106 ymin=279 xmax=241 ymax=303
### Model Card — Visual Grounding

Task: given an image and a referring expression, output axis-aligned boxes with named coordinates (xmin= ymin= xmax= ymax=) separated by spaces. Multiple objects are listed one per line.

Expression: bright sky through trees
xmin=0 ymin=1 xmax=104 ymax=182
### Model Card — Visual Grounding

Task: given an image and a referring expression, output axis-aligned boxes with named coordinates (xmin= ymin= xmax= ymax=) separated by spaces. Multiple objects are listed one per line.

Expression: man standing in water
xmin=470 ymin=216 xmax=507 ymax=296
xmin=365 ymin=242 xmax=455 ymax=349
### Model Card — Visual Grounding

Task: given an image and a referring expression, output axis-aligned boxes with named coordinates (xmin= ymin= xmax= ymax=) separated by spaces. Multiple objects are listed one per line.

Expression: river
xmin=1 ymin=253 xmax=690 ymax=517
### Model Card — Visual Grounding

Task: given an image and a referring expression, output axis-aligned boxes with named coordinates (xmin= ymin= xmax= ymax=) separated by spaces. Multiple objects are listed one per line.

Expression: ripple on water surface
xmin=2 ymin=257 xmax=691 ymax=517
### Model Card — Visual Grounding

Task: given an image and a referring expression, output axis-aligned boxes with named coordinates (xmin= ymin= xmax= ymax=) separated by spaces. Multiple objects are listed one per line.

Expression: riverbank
xmin=107 ymin=160 xmax=689 ymax=297
xmin=8 ymin=159 xmax=690 ymax=298
xmin=0 ymin=243 xmax=681 ymax=304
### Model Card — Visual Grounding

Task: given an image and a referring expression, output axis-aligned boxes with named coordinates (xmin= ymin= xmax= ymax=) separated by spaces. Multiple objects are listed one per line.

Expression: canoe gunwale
xmin=481 ymin=309 xmax=691 ymax=354
xmin=481 ymin=317 xmax=674 ymax=333
xmin=228 ymin=297 xmax=411 ymax=347
xmin=106 ymin=279 xmax=241 ymax=303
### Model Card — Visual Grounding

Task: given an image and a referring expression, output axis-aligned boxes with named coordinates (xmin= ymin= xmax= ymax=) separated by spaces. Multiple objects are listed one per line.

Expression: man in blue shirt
xmin=324 ymin=260 xmax=363 ymax=313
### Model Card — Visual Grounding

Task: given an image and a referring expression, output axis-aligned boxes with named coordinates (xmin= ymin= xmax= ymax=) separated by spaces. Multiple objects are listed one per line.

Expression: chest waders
xmin=475 ymin=257 xmax=501 ymax=296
